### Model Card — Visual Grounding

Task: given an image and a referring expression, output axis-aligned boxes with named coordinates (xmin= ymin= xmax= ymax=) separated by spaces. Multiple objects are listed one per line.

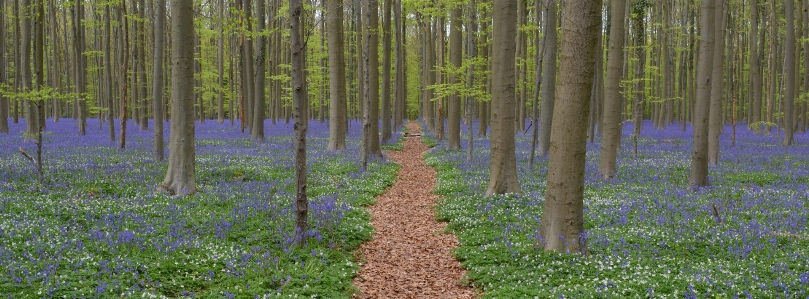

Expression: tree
xmin=708 ymin=0 xmax=726 ymax=164
xmin=447 ymin=4 xmax=463 ymax=150
xmin=153 ymin=0 xmax=166 ymax=161
xmin=537 ymin=0 xmax=558 ymax=157
xmin=160 ymin=0 xmax=197 ymax=196
xmin=596 ymin=0 xmax=627 ymax=179
xmin=218 ymin=0 xmax=225 ymax=123
xmin=104 ymin=3 xmax=115 ymax=141
xmin=485 ymin=0 xmax=521 ymax=196
xmin=252 ymin=0 xmax=266 ymax=142
xmin=749 ymin=0 xmax=762 ymax=133
xmin=75 ymin=0 xmax=87 ymax=135
xmin=361 ymin=0 xmax=381 ymax=168
xmin=539 ymin=0 xmax=601 ymax=253
xmin=381 ymin=0 xmax=392 ymax=143
xmin=290 ymin=0 xmax=309 ymax=245
xmin=689 ymin=0 xmax=715 ymax=189
xmin=0 ymin=0 xmax=8 ymax=134
xmin=327 ymin=0 xmax=347 ymax=151
xmin=783 ymin=0 xmax=796 ymax=145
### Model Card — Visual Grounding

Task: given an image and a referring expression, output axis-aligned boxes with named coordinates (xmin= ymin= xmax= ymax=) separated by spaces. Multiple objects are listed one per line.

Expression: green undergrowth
xmin=0 ymin=137 xmax=399 ymax=298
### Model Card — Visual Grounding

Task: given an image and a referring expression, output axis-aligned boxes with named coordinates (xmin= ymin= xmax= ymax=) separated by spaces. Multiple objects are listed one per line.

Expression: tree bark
xmin=363 ymin=0 xmax=381 ymax=158
xmin=596 ymin=0 xmax=626 ymax=179
xmin=485 ymin=0 xmax=521 ymax=196
xmin=160 ymin=0 xmax=197 ymax=196
xmin=0 ymin=0 xmax=7 ymax=134
xmin=537 ymin=0 xmax=557 ymax=157
xmin=290 ymin=0 xmax=309 ymax=245
xmin=749 ymin=0 xmax=762 ymax=133
xmin=327 ymin=0 xmax=347 ymax=151
xmin=252 ymin=0 xmax=266 ymax=141
xmin=447 ymin=5 xmax=463 ymax=150
xmin=540 ymin=0 xmax=601 ymax=253
xmin=138 ymin=0 xmax=149 ymax=131
xmin=380 ymin=0 xmax=392 ymax=143
xmin=708 ymin=0 xmax=726 ymax=164
xmin=689 ymin=0 xmax=715 ymax=189
xmin=783 ymin=0 xmax=796 ymax=145
xmin=153 ymin=0 xmax=165 ymax=161
xmin=218 ymin=0 xmax=225 ymax=123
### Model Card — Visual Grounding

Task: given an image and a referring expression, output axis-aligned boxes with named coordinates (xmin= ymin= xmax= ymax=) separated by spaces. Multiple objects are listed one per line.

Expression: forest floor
xmin=353 ymin=122 xmax=477 ymax=298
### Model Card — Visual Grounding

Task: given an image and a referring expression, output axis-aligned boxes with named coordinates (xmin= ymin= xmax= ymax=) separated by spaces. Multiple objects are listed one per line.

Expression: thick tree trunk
xmin=689 ymin=0 xmax=715 ymax=189
xmin=153 ymin=0 xmax=165 ymax=161
xmin=540 ymin=0 xmax=601 ymax=253
xmin=783 ymin=0 xmax=796 ymax=145
xmin=447 ymin=6 xmax=463 ymax=150
xmin=537 ymin=0 xmax=557 ymax=157
xmin=708 ymin=0 xmax=726 ymax=164
xmin=160 ymin=0 xmax=197 ymax=196
xmin=290 ymin=0 xmax=309 ymax=245
xmin=596 ymin=0 xmax=627 ymax=179
xmin=485 ymin=0 xmax=521 ymax=196
xmin=327 ymin=0 xmax=347 ymax=151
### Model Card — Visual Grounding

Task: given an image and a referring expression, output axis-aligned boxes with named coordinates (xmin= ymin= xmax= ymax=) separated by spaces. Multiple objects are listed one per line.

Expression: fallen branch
xmin=18 ymin=147 xmax=36 ymax=164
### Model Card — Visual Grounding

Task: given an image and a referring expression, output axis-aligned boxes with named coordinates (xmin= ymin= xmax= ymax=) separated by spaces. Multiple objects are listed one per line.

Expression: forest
xmin=1 ymin=0 xmax=809 ymax=297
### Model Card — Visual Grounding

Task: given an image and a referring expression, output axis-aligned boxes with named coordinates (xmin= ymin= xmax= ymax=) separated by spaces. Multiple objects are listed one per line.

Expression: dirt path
xmin=353 ymin=122 xmax=476 ymax=299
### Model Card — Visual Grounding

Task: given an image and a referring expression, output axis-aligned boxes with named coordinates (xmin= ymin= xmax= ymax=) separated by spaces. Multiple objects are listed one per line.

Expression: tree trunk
xmin=783 ymin=0 xmax=796 ymax=145
xmin=138 ymin=0 xmax=149 ymax=130
xmin=119 ymin=1 xmax=130 ymax=149
xmin=252 ymin=0 xmax=266 ymax=141
xmin=380 ymin=0 xmax=392 ymax=143
xmin=689 ymin=0 xmax=715 ymax=189
xmin=708 ymin=0 xmax=726 ymax=164
xmin=485 ymin=0 xmax=521 ymax=196
xmin=393 ymin=0 xmax=404 ymax=129
xmin=363 ymin=0 xmax=381 ymax=158
xmin=596 ymin=0 xmax=627 ymax=179
xmin=218 ymin=0 xmax=225 ymax=123
xmin=0 ymin=0 xmax=7 ymax=134
xmin=160 ymin=0 xmax=197 ymax=196
xmin=153 ymin=0 xmax=165 ymax=161
xmin=290 ymin=0 xmax=309 ymax=245
xmin=327 ymin=0 xmax=347 ymax=151
xmin=540 ymin=0 xmax=601 ymax=253
xmin=447 ymin=5 xmax=463 ymax=150
xmin=537 ymin=0 xmax=557 ymax=157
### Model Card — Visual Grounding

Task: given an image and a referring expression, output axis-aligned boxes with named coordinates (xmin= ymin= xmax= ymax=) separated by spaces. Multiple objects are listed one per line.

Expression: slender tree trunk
xmin=362 ymin=0 xmax=382 ymax=163
xmin=446 ymin=5 xmax=463 ymax=150
xmin=537 ymin=0 xmax=557 ymax=157
xmin=540 ymin=0 xmax=601 ymax=253
xmin=485 ymin=0 xmax=521 ymax=196
xmin=689 ymin=0 xmax=715 ymax=189
xmin=466 ymin=0 xmax=477 ymax=163
xmin=290 ymin=0 xmax=309 ymax=245
xmin=23 ymin=0 xmax=37 ymax=138
xmin=76 ymin=0 xmax=87 ymax=135
xmin=252 ymin=0 xmax=266 ymax=141
xmin=218 ymin=0 xmax=225 ymax=123
xmin=327 ymin=0 xmax=347 ymax=151
xmin=783 ymin=0 xmax=796 ymax=145
xmin=160 ymin=0 xmax=197 ymax=196
xmin=596 ymin=0 xmax=627 ymax=179
xmin=104 ymin=4 xmax=115 ymax=141
xmin=119 ymin=1 xmax=130 ymax=149
xmin=0 ymin=0 xmax=7 ymax=133
xmin=138 ymin=0 xmax=148 ymax=130
xmin=381 ymin=0 xmax=392 ymax=143
xmin=153 ymin=0 xmax=165 ymax=160
xmin=708 ymin=0 xmax=726 ymax=164
xmin=393 ymin=0 xmax=404 ymax=129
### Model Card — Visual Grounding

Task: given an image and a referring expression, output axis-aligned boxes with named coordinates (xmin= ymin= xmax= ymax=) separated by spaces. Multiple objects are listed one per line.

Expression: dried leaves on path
xmin=354 ymin=122 xmax=476 ymax=299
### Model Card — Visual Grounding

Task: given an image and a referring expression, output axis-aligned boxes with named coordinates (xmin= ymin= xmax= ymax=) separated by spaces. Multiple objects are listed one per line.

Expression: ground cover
xmin=0 ymin=119 xmax=400 ymax=298
xmin=426 ymin=121 xmax=809 ymax=298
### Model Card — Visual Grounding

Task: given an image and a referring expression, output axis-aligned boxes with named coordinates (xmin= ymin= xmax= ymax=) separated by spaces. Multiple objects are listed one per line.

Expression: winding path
xmin=353 ymin=122 xmax=476 ymax=298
